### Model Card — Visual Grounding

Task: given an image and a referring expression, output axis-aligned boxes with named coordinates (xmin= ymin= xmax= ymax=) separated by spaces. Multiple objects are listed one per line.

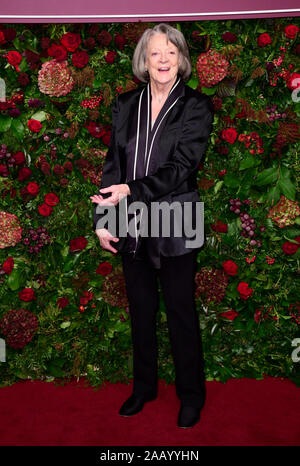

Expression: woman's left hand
xmin=90 ymin=184 xmax=131 ymax=207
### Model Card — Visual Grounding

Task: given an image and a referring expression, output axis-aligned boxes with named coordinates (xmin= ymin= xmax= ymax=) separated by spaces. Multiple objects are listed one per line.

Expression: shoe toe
xmin=177 ymin=406 xmax=201 ymax=428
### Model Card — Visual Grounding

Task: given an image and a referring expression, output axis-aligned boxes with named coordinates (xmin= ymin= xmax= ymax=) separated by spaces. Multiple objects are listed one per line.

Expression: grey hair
xmin=132 ymin=23 xmax=192 ymax=83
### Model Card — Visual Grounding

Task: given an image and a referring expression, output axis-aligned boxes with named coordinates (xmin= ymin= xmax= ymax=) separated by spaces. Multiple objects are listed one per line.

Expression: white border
xmin=0 ymin=9 xmax=300 ymax=19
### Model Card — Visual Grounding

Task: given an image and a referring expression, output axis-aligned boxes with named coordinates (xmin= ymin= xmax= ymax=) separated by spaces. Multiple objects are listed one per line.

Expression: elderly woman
xmin=90 ymin=23 xmax=214 ymax=428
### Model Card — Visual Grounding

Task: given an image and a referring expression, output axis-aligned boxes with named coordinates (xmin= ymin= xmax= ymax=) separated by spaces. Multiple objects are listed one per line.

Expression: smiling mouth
xmin=158 ymin=68 xmax=170 ymax=72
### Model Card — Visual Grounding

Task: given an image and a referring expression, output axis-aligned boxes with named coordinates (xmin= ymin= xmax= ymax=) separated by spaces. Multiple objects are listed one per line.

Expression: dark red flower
xmin=220 ymin=310 xmax=239 ymax=320
xmin=38 ymin=203 xmax=53 ymax=216
xmin=115 ymin=33 xmax=127 ymax=50
xmin=27 ymin=119 xmax=42 ymax=133
xmin=19 ymin=288 xmax=36 ymax=302
xmin=69 ymin=236 xmax=88 ymax=252
xmin=2 ymin=256 xmax=14 ymax=275
xmin=257 ymin=33 xmax=272 ymax=47
xmin=222 ymin=32 xmax=237 ymax=43
xmin=96 ymin=262 xmax=113 ymax=276
xmin=221 ymin=127 xmax=238 ymax=144
xmin=18 ymin=166 xmax=32 ymax=181
xmin=56 ymin=297 xmax=70 ymax=309
xmin=60 ymin=32 xmax=81 ymax=52
xmin=48 ymin=43 xmax=68 ymax=61
xmin=222 ymin=260 xmax=238 ymax=276
xmin=13 ymin=151 xmax=26 ymax=165
xmin=97 ymin=30 xmax=112 ymax=46
xmin=5 ymin=50 xmax=22 ymax=71
xmin=282 ymin=241 xmax=299 ymax=255
xmin=44 ymin=193 xmax=60 ymax=206
xmin=105 ymin=51 xmax=117 ymax=64
xmin=72 ymin=50 xmax=89 ymax=68
xmin=237 ymin=282 xmax=253 ymax=300
xmin=284 ymin=25 xmax=299 ymax=40
xmin=26 ymin=182 xmax=40 ymax=196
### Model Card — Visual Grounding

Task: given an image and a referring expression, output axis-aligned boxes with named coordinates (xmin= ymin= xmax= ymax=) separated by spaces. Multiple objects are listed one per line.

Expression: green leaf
xmin=278 ymin=177 xmax=296 ymax=201
xmin=30 ymin=111 xmax=47 ymax=122
xmin=60 ymin=321 xmax=71 ymax=329
xmin=254 ymin=167 xmax=278 ymax=186
xmin=187 ymin=76 xmax=199 ymax=90
xmin=10 ymin=118 xmax=25 ymax=141
xmin=266 ymin=184 xmax=281 ymax=205
xmin=223 ymin=173 xmax=240 ymax=188
xmin=239 ymin=155 xmax=256 ymax=170
xmin=7 ymin=269 xmax=24 ymax=291
xmin=214 ymin=180 xmax=224 ymax=194
xmin=201 ymin=86 xmax=217 ymax=96
xmin=0 ymin=115 xmax=12 ymax=132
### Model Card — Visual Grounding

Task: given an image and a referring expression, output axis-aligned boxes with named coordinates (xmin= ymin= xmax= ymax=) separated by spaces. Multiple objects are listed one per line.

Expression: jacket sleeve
xmin=93 ymin=95 xmax=122 ymax=231
xmin=126 ymin=94 xmax=214 ymax=204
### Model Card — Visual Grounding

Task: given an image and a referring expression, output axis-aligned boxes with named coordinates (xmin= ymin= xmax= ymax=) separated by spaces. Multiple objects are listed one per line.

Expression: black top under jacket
xmin=93 ymin=75 xmax=214 ymax=268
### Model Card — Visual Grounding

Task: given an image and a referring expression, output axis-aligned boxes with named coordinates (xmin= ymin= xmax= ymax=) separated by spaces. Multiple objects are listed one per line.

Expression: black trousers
xmin=120 ymin=244 xmax=206 ymax=408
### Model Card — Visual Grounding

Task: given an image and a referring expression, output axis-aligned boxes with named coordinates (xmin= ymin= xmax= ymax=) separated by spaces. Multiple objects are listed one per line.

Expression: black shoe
xmin=119 ymin=393 xmax=157 ymax=417
xmin=177 ymin=405 xmax=201 ymax=428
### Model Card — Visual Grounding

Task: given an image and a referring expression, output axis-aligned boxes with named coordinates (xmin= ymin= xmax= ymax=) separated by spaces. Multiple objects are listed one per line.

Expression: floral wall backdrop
xmin=0 ymin=18 xmax=299 ymax=387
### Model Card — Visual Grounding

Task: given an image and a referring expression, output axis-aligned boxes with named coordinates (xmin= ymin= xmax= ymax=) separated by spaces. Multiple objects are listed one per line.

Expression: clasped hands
xmin=90 ymin=184 xmax=131 ymax=254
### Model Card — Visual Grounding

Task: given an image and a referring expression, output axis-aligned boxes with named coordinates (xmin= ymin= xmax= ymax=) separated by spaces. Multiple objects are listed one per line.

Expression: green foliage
xmin=0 ymin=18 xmax=300 ymax=388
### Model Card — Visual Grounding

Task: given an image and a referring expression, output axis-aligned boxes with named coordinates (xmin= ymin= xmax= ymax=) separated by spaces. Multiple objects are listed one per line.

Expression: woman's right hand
xmin=95 ymin=228 xmax=119 ymax=254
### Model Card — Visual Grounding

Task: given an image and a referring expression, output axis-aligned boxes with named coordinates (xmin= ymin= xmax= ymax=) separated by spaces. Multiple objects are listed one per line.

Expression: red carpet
xmin=0 ymin=376 xmax=299 ymax=446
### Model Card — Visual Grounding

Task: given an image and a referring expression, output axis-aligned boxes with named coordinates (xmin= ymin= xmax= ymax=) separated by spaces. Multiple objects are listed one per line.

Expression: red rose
xmin=40 ymin=161 xmax=51 ymax=175
xmin=257 ymin=33 xmax=272 ymax=47
xmin=284 ymin=25 xmax=299 ymax=40
xmin=96 ymin=262 xmax=113 ymax=276
xmin=82 ymin=290 xmax=93 ymax=300
xmin=0 ymin=164 xmax=9 ymax=177
xmin=38 ymin=203 xmax=53 ymax=216
xmin=6 ymin=50 xmax=22 ymax=71
xmin=85 ymin=121 xmax=106 ymax=138
xmin=56 ymin=297 xmax=70 ymax=309
xmin=2 ymin=256 xmax=14 ymax=274
xmin=44 ymin=192 xmax=60 ymax=206
xmin=222 ymin=260 xmax=238 ymax=276
xmin=19 ymin=288 xmax=36 ymax=302
xmin=27 ymin=119 xmax=42 ymax=133
xmin=80 ymin=296 xmax=89 ymax=305
xmin=102 ymin=131 xmax=111 ymax=146
xmin=105 ymin=51 xmax=117 ymax=64
xmin=115 ymin=33 xmax=127 ymax=50
xmin=221 ymin=127 xmax=238 ymax=144
xmin=97 ymin=30 xmax=112 ymax=46
xmin=220 ymin=310 xmax=239 ymax=321
xmin=211 ymin=220 xmax=228 ymax=233
xmin=69 ymin=236 xmax=88 ymax=252
xmin=237 ymin=282 xmax=253 ymax=300
xmin=72 ymin=50 xmax=89 ymax=68
xmin=0 ymin=30 xmax=5 ymax=45
xmin=222 ymin=32 xmax=237 ymax=43
xmin=13 ymin=151 xmax=26 ymax=165
xmin=18 ymin=166 xmax=32 ymax=181
xmin=27 ymin=182 xmax=40 ymax=196
xmin=282 ymin=241 xmax=299 ymax=255
xmin=48 ymin=43 xmax=68 ymax=61
xmin=60 ymin=32 xmax=81 ymax=52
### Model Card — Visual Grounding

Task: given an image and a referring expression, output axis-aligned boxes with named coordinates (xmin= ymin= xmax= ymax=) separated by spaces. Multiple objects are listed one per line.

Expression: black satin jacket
xmin=93 ymin=80 xmax=214 ymax=268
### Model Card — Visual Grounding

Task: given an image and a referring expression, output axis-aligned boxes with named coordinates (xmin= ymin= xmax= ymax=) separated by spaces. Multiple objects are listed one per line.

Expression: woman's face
xmin=145 ymin=33 xmax=180 ymax=88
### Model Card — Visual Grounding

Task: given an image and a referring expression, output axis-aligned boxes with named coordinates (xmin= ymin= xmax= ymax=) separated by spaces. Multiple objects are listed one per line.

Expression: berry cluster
xmin=238 ymin=132 xmax=264 ymax=154
xmin=0 ymin=144 xmax=15 ymax=171
xmin=81 ymin=93 xmax=103 ymax=109
xmin=266 ymin=105 xmax=287 ymax=122
xmin=229 ymin=198 xmax=262 ymax=246
xmin=23 ymin=227 xmax=51 ymax=253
